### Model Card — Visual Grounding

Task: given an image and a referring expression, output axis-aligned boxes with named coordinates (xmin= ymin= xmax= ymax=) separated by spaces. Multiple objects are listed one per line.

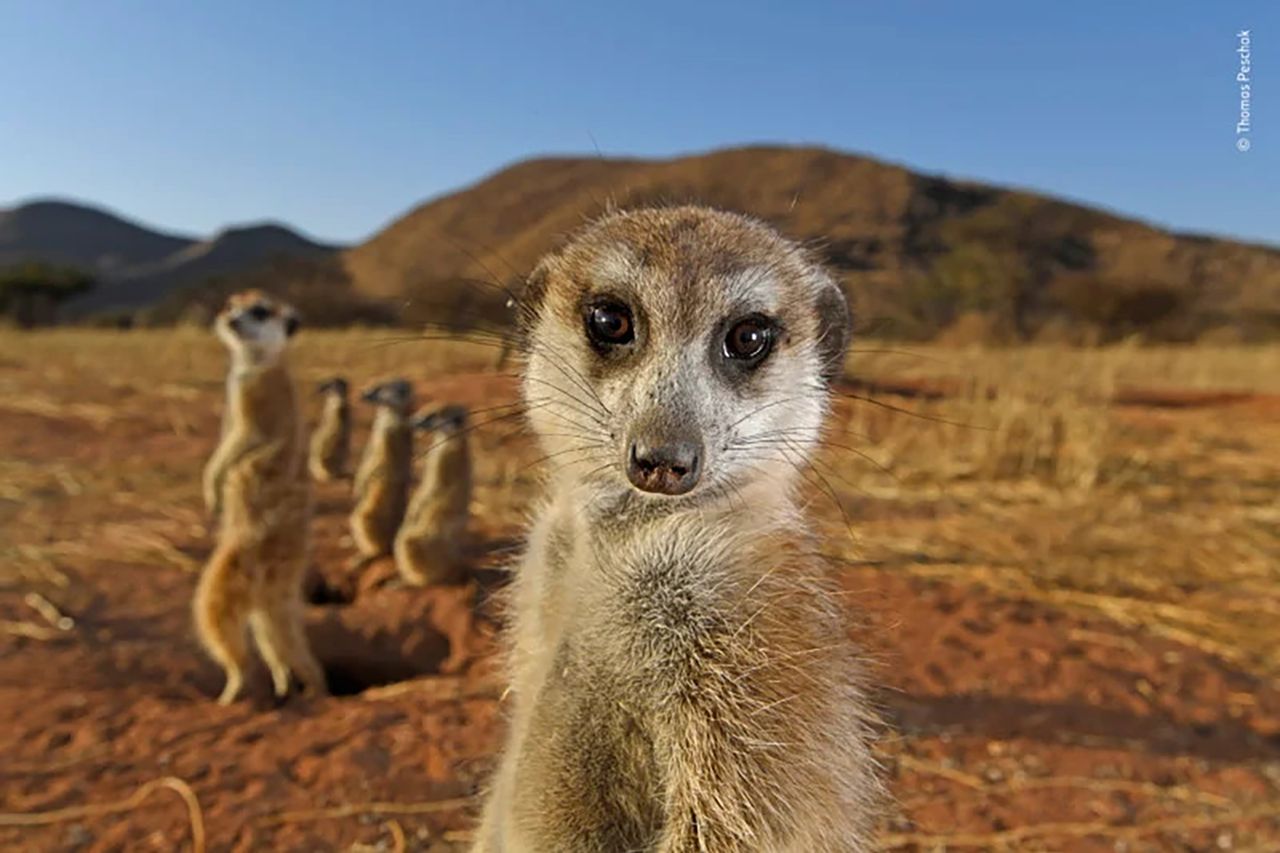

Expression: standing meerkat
xmin=309 ymin=376 xmax=351 ymax=482
xmin=394 ymin=404 xmax=472 ymax=586
xmin=349 ymin=379 xmax=414 ymax=561
xmin=473 ymin=206 xmax=884 ymax=851
xmin=196 ymin=290 xmax=327 ymax=705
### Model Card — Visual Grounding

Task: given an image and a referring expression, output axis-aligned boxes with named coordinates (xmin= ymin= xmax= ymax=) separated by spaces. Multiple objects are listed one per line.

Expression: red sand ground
xmin=2 ymin=370 xmax=1278 ymax=851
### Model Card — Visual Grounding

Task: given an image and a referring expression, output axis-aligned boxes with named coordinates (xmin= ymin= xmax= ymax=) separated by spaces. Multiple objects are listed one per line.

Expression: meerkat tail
xmin=193 ymin=542 xmax=253 ymax=706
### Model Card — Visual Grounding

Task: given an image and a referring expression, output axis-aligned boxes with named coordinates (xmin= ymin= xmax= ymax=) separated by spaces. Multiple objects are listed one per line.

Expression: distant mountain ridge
xmin=343 ymin=146 xmax=1280 ymax=341
xmin=7 ymin=146 xmax=1280 ymax=340
xmin=0 ymin=199 xmax=339 ymax=316
xmin=0 ymin=199 xmax=194 ymax=273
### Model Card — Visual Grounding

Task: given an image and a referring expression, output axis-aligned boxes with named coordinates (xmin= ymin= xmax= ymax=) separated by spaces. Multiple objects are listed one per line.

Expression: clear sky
xmin=3 ymin=1 xmax=1275 ymax=246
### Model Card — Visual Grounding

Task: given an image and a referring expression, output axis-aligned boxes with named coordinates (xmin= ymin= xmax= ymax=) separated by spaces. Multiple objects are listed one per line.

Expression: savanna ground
xmin=1 ymin=329 xmax=1277 ymax=851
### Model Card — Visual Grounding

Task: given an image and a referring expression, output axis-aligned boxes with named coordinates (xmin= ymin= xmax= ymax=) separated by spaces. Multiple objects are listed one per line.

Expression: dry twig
xmin=0 ymin=776 xmax=205 ymax=853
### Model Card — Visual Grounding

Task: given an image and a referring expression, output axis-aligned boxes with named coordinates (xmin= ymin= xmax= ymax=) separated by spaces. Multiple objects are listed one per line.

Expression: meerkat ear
xmin=814 ymin=275 xmax=852 ymax=384
xmin=285 ymin=313 xmax=301 ymax=337
xmin=511 ymin=262 xmax=553 ymax=352
xmin=517 ymin=264 xmax=551 ymax=329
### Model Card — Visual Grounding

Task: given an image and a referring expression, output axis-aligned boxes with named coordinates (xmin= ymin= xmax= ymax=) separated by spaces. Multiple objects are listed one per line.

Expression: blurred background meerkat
xmin=394 ymin=404 xmax=472 ymax=586
xmin=196 ymin=290 xmax=327 ymax=705
xmin=309 ymin=376 xmax=351 ymax=482
xmin=349 ymin=378 xmax=414 ymax=562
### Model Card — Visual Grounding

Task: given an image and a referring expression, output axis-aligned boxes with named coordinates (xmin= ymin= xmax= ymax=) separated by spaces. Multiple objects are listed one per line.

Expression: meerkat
xmin=472 ymin=206 xmax=884 ymax=852
xmin=196 ymin=290 xmax=327 ymax=705
xmin=309 ymin=376 xmax=351 ymax=482
xmin=393 ymin=405 xmax=472 ymax=586
xmin=349 ymin=379 xmax=415 ymax=561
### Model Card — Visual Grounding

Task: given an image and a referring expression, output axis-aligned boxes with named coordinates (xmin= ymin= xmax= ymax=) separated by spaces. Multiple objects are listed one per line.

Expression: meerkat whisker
xmin=523 ymin=446 xmax=613 ymax=475
xmin=816 ymin=382 xmax=993 ymax=431
xmin=732 ymin=431 xmax=895 ymax=488
xmin=412 ymin=400 xmax=564 ymax=458
xmin=518 ymin=380 xmax=611 ymax=427
xmin=736 ymin=442 xmax=859 ymax=542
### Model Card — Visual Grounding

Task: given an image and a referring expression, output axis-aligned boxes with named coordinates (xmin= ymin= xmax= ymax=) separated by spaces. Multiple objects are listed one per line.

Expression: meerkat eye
xmin=723 ymin=315 xmax=775 ymax=363
xmin=247 ymin=304 xmax=271 ymax=322
xmin=585 ymin=301 xmax=634 ymax=347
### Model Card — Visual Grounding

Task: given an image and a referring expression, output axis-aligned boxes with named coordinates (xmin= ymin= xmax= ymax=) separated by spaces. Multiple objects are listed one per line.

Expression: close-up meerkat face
xmin=521 ymin=206 xmax=851 ymax=506
xmin=214 ymin=290 xmax=300 ymax=364
xmin=360 ymin=379 xmax=415 ymax=415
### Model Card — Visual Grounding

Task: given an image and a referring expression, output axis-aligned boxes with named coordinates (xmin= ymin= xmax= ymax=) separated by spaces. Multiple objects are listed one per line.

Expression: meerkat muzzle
xmin=627 ymin=439 xmax=702 ymax=496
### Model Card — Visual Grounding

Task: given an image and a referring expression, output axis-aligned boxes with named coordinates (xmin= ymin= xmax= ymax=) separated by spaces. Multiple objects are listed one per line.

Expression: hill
xmin=71 ymin=223 xmax=337 ymax=316
xmin=0 ymin=200 xmax=339 ymax=318
xmin=343 ymin=146 xmax=1280 ymax=341
xmin=0 ymin=199 xmax=193 ymax=275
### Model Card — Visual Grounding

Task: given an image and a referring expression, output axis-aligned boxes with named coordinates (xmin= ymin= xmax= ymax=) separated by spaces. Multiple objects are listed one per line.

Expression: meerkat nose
xmin=627 ymin=439 xmax=702 ymax=496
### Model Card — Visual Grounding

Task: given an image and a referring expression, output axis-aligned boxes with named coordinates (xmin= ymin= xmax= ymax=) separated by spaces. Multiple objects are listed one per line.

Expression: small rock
xmin=63 ymin=825 xmax=93 ymax=849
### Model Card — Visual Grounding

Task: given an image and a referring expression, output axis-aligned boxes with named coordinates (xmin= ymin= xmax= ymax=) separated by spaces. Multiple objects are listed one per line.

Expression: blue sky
xmin=2 ymin=1 xmax=1275 ymax=245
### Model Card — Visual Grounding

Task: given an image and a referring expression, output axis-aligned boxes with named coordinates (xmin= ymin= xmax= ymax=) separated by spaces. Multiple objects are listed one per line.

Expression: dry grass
xmin=810 ymin=341 xmax=1280 ymax=680
xmin=3 ymin=332 xmax=1275 ymax=674
xmin=849 ymin=340 xmax=1280 ymax=394
xmin=1 ymin=330 xmax=1277 ymax=849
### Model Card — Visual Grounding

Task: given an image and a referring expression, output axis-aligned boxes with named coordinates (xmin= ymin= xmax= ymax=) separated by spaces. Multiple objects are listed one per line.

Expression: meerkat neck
xmin=226 ymin=359 xmax=298 ymax=444
xmin=422 ymin=433 xmax=467 ymax=480
xmin=231 ymin=350 xmax=286 ymax=378
xmin=559 ymin=475 xmax=801 ymax=555
xmin=372 ymin=407 xmax=409 ymax=433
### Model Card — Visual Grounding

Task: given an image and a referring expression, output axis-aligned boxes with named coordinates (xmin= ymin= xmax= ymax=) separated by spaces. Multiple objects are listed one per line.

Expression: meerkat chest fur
xmin=408 ymin=433 xmax=470 ymax=522
xmin=228 ymin=364 xmax=299 ymax=438
xmin=225 ymin=363 xmax=304 ymax=482
xmin=532 ymin=485 xmax=815 ymax=694
xmin=364 ymin=408 xmax=412 ymax=479
xmin=316 ymin=393 xmax=351 ymax=443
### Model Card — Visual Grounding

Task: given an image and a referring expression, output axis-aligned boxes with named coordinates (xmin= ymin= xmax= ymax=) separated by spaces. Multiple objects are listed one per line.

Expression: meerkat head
xmin=360 ymin=378 xmax=415 ymax=417
xmin=317 ymin=377 xmax=350 ymax=398
xmin=411 ymin=404 xmax=468 ymax=436
xmin=214 ymin=290 xmax=300 ymax=366
xmin=519 ymin=206 xmax=851 ymax=508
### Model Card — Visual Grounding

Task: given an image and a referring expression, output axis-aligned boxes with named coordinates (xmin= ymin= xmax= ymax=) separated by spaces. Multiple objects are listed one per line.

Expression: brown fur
xmin=394 ymin=408 xmax=472 ymax=586
xmin=474 ymin=207 xmax=883 ymax=851
xmin=349 ymin=381 xmax=414 ymax=559
xmin=309 ymin=379 xmax=351 ymax=482
xmin=196 ymin=290 xmax=326 ymax=705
